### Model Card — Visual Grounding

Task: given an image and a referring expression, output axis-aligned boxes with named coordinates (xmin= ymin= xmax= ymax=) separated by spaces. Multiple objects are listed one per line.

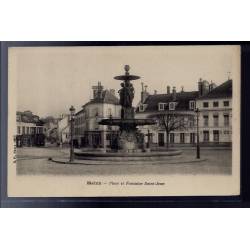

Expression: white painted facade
xmin=74 ymin=102 xmax=121 ymax=147
xmin=196 ymin=97 xmax=232 ymax=143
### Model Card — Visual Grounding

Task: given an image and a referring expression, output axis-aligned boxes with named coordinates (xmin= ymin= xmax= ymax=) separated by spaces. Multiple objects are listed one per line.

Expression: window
xmin=17 ymin=126 xmax=21 ymax=135
xmin=224 ymin=114 xmax=229 ymax=126
xmin=189 ymin=101 xmax=196 ymax=110
xmin=213 ymin=101 xmax=219 ymax=107
xmin=203 ymin=102 xmax=209 ymax=108
xmin=190 ymin=133 xmax=195 ymax=143
xmin=224 ymin=130 xmax=230 ymax=134
xmin=203 ymin=115 xmax=209 ymax=127
xmin=203 ymin=131 xmax=209 ymax=142
xmin=26 ymin=127 xmax=30 ymax=134
xmin=224 ymin=101 xmax=229 ymax=107
xmin=31 ymin=127 xmax=35 ymax=134
xmin=158 ymin=103 xmax=165 ymax=111
xmin=169 ymin=102 xmax=175 ymax=110
xmin=213 ymin=115 xmax=219 ymax=127
xmin=22 ymin=126 xmax=25 ymax=134
xmin=180 ymin=133 xmax=185 ymax=143
xmin=188 ymin=116 xmax=195 ymax=127
xmin=179 ymin=117 xmax=185 ymax=128
xmin=139 ymin=105 xmax=145 ymax=112
xmin=170 ymin=133 xmax=175 ymax=143
xmin=213 ymin=130 xmax=219 ymax=142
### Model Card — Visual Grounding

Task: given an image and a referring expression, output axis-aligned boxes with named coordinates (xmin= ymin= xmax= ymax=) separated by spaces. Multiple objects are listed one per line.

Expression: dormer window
xmin=158 ymin=103 xmax=166 ymax=111
xmin=189 ymin=101 xmax=196 ymax=110
xmin=169 ymin=102 xmax=175 ymax=110
xmin=139 ymin=104 xmax=145 ymax=112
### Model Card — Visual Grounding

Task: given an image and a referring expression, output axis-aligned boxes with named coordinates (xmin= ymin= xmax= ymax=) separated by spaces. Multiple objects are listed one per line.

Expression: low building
xmin=196 ymin=79 xmax=232 ymax=145
xmin=135 ymin=83 xmax=199 ymax=147
xmin=74 ymin=82 xmax=121 ymax=148
xmin=16 ymin=111 xmax=45 ymax=147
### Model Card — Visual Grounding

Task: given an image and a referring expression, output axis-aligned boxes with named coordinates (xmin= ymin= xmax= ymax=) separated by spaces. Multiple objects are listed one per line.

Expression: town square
xmin=15 ymin=58 xmax=233 ymax=176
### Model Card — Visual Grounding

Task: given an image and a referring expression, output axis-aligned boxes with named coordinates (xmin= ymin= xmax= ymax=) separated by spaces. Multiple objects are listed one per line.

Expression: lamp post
xmin=195 ymin=108 xmax=200 ymax=159
xmin=69 ymin=105 xmax=75 ymax=162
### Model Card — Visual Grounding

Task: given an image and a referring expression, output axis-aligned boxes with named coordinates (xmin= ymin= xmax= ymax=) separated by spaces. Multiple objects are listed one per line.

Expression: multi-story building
xmin=135 ymin=79 xmax=231 ymax=147
xmin=74 ymin=82 xmax=121 ymax=148
xmin=196 ymin=79 xmax=232 ymax=145
xmin=16 ymin=111 xmax=45 ymax=147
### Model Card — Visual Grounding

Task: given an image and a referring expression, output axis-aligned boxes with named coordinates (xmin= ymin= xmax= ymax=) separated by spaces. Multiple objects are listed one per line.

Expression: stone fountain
xmin=74 ymin=65 xmax=182 ymax=160
xmin=99 ymin=65 xmax=155 ymax=152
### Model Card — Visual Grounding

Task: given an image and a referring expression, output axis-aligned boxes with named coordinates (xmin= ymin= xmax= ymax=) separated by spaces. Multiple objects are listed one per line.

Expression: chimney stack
xmin=172 ymin=86 xmax=176 ymax=101
xmin=141 ymin=82 xmax=149 ymax=103
xmin=181 ymin=86 xmax=184 ymax=92
xmin=198 ymin=78 xmax=210 ymax=97
xmin=167 ymin=85 xmax=170 ymax=95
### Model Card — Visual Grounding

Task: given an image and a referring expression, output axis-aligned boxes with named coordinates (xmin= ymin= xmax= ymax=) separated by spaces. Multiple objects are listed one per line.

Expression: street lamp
xmin=195 ymin=108 xmax=200 ymax=159
xmin=69 ymin=105 xmax=75 ymax=162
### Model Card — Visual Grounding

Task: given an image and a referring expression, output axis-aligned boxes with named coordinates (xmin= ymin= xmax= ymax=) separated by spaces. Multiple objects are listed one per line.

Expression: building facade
xmin=196 ymin=79 xmax=232 ymax=145
xmin=16 ymin=111 xmax=45 ymax=147
xmin=74 ymin=82 xmax=121 ymax=149
xmin=42 ymin=117 xmax=58 ymax=143
xmin=135 ymin=83 xmax=199 ymax=147
xmin=57 ymin=114 xmax=70 ymax=145
xmin=135 ymin=79 xmax=232 ymax=147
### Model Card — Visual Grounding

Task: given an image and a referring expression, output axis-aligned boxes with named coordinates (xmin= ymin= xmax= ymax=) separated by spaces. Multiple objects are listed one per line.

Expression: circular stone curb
xmin=50 ymin=158 xmax=207 ymax=166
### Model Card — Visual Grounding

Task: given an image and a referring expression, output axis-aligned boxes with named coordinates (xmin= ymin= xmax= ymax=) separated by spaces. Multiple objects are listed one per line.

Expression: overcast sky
xmin=12 ymin=45 xmax=238 ymax=118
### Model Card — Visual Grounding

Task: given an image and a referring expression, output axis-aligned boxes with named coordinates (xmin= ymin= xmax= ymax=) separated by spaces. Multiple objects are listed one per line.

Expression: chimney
xmin=198 ymin=78 xmax=203 ymax=97
xmin=141 ymin=82 xmax=149 ymax=103
xmin=167 ymin=85 xmax=170 ymax=94
xmin=154 ymin=90 xmax=157 ymax=95
xmin=92 ymin=81 xmax=103 ymax=99
xmin=198 ymin=78 xmax=209 ymax=97
xmin=209 ymin=81 xmax=217 ymax=92
xmin=181 ymin=86 xmax=184 ymax=92
xmin=172 ymin=86 xmax=176 ymax=101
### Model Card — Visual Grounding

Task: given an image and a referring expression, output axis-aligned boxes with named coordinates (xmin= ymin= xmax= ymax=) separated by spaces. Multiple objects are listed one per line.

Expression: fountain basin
xmin=74 ymin=149 xmax=182 ymax=161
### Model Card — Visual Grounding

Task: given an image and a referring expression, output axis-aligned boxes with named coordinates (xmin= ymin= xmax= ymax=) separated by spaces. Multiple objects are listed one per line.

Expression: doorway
xmin=158 ymin=133 xmax=165 ymax=147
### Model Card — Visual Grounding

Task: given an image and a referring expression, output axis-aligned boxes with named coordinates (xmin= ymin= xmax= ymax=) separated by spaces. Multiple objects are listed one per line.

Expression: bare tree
xmin=149 ymin=111 xmax=194 ymax=149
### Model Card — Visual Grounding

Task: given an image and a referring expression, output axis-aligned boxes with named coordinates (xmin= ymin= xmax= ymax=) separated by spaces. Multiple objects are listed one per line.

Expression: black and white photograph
xmin=7 ymin=45 xmax=240 ymax=197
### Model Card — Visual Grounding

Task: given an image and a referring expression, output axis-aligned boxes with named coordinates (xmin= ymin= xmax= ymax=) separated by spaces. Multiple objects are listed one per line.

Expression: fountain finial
xmin=124 ymin=65 xmax=130 ymax=73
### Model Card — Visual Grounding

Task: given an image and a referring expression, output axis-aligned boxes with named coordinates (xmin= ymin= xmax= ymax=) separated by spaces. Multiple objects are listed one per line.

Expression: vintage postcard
xmin=7 ymin=45 xmax=241 ymax=197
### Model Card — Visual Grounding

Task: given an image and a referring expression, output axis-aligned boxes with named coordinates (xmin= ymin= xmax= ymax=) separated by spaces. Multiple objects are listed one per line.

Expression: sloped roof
xmin=16 ymin=111 xmax=43 ymax=125
xmin=84 ymin=90 xmax=119 ymax=106
xmin=142 ymin=91 xmax=199 ymax=112
xmin=76 ymin=90 xmax=120 ymax=115
xmin=198 ymin=80 xmax=232 ymax=99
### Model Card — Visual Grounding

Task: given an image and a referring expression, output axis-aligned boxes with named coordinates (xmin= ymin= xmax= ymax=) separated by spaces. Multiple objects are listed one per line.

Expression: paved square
xmin=16 ymin=147 xmax=232 ymax=176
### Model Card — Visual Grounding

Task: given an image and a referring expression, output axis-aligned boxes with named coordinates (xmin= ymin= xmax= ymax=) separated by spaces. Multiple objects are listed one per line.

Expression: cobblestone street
xmin=16 ymin=147 xmax=232 ymax=176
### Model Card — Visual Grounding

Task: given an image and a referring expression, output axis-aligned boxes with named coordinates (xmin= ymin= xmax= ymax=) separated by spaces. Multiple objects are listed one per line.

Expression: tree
xmin=149 ymin=111 xmax=194 ymax=149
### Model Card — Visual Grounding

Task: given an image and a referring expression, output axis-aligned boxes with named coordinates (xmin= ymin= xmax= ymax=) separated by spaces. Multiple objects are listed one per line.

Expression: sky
xmin=11 ymin=45 xmax=239 ymax=118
